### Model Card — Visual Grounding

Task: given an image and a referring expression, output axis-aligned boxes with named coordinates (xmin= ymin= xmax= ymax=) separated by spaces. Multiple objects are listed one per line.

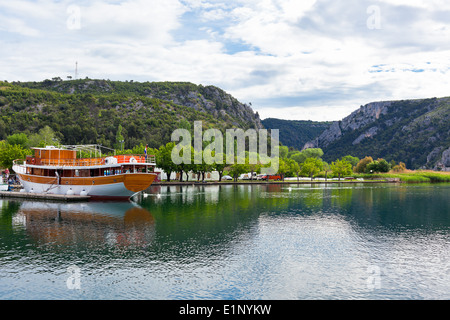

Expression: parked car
xmin=239 ymin=172 xmax=257 ymax=180
xmin=222 ymin=175 xmax=233 ymax=180
xmin=261 ymin=174 xmax=282 ymax=181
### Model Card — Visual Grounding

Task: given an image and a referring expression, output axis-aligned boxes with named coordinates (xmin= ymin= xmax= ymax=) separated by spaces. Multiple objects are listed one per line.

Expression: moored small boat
xmin=0 ymin=182 xmax=8 ymax=191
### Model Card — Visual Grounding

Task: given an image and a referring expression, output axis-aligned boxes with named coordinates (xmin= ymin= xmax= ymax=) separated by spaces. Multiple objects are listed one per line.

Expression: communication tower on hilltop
xmin=75 ymin=61 xmax=78 ymax=79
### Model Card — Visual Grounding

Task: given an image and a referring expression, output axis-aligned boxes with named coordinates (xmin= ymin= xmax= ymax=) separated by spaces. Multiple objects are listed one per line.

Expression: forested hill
xmin=303 ymin=97 xmax=450 ymax=170
xmin=16 ymin=79 xmax=262 ymax=130
xmin=261 ymin=118 xmax=331 ymax=151
xmin=0 ymin=79 xmax=262 ymax=149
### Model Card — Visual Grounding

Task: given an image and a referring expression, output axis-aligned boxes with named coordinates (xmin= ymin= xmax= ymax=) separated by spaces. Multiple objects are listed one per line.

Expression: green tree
xmin=212 ymin=152 xmax=227 ymax=182
xmin=174 ymin=145 xmax=194 ymax=182
xmin=156 ymin=142 xmax=177 ymax=182
xmin=228 ymin=163 xmax=249 ymax=182
xmin=193 ymin=149 xmax=213 ymax=182
xmin=301 ymin=148 xmax=324 ymax=159
xmin=7 ymin=133 xmax=28 ymax=148
xmin=116 ymin=124 xmax=125 ymax=151
xmin=0 ymin=142 xmax=30 ymax=169
xmin=27 ymin=126 xmax=60 ymax=148
xmin=285 ymin=158 xmax=300 ymax=181
xmin=376 ymin=159 xmax=391 ymax=173
xmin=300 ymin=157 xmax=323 ymax=181
xmin=177 ymin=119 xmax=191 ymax=131
xmin=322 ymin=161 xmax=330 ymax=180
xmin=330 ymin=159 xmax=353 ymax=180
xmin=366 ymin=158 xmax=390 ymax=173
xmin=277 ymin=158 xmax=289 ymax=180
xmin=392 ymin=162 xmax=406 ymax=172
xmin=289 ymin=148 xmax=324 ymax=164
xmin=341 ymin=155 xmax=359 ymax=168
xmin=290 ymin=151 xmax=306 ymax=164
xmin=278 ymin=145 xmax=289 ymax=159
xmin=354 ymin=156 xmax=373 ymax=173
xmin=366 ymin=161 xmax=378 ymax=173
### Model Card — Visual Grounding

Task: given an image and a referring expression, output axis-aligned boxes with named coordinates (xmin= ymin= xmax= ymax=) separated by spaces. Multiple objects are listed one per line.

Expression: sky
xmin=1 ymin=0 xmax=450 ymax=121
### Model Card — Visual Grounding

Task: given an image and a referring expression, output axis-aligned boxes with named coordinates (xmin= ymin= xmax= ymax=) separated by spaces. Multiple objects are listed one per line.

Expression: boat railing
xmin=16 ymin=154 xmax=156 ymax=167
xmin=113 ymin=155 xmax=156 ymax=165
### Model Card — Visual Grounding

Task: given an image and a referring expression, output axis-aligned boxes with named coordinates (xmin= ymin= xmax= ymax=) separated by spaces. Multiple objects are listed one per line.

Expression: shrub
xmin=354 ymin=156 xmax=373 ymax=173
xmin=366 ymin=159 xmax=390 ymax=173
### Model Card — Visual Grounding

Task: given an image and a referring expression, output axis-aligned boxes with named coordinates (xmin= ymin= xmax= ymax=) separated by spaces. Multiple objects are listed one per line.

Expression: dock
xmin=0 ymin=191 xmax=90 ymax=202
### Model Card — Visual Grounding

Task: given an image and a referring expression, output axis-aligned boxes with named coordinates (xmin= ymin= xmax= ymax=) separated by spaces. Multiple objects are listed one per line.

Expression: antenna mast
xmin=75 ymin=61 xmax=78 ymax=79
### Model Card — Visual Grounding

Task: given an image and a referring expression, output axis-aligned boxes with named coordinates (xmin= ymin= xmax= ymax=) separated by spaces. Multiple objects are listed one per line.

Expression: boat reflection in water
xmin=13 ymin=201 xmax=155 ymax=247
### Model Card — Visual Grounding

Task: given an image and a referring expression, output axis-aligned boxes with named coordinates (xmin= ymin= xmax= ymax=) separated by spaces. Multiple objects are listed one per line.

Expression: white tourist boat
xmin=12 ymin=145 xmax=157 ymax=200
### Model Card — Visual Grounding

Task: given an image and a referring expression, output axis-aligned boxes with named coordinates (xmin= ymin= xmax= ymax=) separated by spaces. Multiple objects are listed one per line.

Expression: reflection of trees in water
xmin=330 ymin=186 xmax=354 ymax=209
xmin=0 ymin=200 xmax=21 ymax=231
xmin=143 ymin=184 xmax=336 ymax=250
xmin=146 ymin=183 xmax=450 ymax=234
xmin=331 ymin=184 xmax=450 ymax=231
xmin=298 ymin=186 xmax=324 ymax=210
xmin=142 ymin=184 xmax=263 ymax=254
xmin=2 ymin=184 xmax=447 ymax=267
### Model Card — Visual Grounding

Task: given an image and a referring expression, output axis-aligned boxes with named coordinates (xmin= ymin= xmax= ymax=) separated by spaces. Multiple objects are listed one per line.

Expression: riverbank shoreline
xmin=153 ymin=171 xmax=450 ymax=186
xmin=152 ymin=179 xmax=399 ymax=186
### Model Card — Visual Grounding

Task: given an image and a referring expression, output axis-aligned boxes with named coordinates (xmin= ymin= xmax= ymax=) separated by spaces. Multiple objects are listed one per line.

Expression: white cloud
xmin=0 ymin=16 xmax=40 ymax=37
xmin=0 ymin=0 xmax=59 ymax=21
xmin=378 ymin=0 xmax=450 ymax=10
xmin=0 ymin=0 xmax=449 ymax=122
xmin=80 ymin=0 xmax=185 ymax=43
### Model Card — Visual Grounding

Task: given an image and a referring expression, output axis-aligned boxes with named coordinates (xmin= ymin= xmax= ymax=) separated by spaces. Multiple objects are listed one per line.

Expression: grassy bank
xmin=354 ymin=170 xmax=450 ymax=183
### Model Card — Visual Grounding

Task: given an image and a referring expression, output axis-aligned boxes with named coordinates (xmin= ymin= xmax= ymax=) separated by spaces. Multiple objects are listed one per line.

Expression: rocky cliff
xmin=146 ymin=83 xmax=263 ymax=130
xmin=303 ymin=97 xmax=450 ymax=170
xmin=304 ymin=101 xmax=393 ymax=149
xmin=430 ymin=147 xmax=450 ymax=171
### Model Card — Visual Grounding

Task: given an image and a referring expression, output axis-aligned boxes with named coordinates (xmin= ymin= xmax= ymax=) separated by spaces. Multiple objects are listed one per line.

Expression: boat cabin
xmin=23 ymin=146 xmax=155 ymax=178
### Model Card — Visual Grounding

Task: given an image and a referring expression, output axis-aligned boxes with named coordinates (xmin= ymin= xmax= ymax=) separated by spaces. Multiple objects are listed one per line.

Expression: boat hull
xmin=16 ymin=173 xmax=157 ymax=200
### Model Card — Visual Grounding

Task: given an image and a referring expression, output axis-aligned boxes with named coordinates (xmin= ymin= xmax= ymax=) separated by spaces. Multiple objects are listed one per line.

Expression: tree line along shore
xmin=1 ymin=128 xmax=449 ymax=184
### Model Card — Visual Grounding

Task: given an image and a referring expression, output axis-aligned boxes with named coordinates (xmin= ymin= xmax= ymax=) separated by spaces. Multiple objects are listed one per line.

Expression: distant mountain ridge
xmin=0 ymin=79 xmax=262 ymax=149
xmin=302 ymin=97 xmax=450 ymax=170
xmin=261 ymin=118 xmax=331 ymax=151
xmin=17 ymin=79 xmax=263 ymax=130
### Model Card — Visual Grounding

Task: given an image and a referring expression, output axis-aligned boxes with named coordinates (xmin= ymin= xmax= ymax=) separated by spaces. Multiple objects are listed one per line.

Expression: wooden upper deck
xmin=34 ymin=147 xmax=76 ymax=160
xmin=23 ymin=147 xmax=155 ymax=168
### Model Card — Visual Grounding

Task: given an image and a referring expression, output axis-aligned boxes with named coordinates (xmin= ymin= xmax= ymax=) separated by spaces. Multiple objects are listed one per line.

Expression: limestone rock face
xmin=303 ymin=101 xmax=391 ymax=149
xmin=433 ymin=147 xmax=450 ymax=171
xmin=352 ymin=126 xmax=379 ymax=145
xmin=340 ymin=101 xmax=391 ymax=132
xmin=301 ymin=97 xmax=449 ymax=169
